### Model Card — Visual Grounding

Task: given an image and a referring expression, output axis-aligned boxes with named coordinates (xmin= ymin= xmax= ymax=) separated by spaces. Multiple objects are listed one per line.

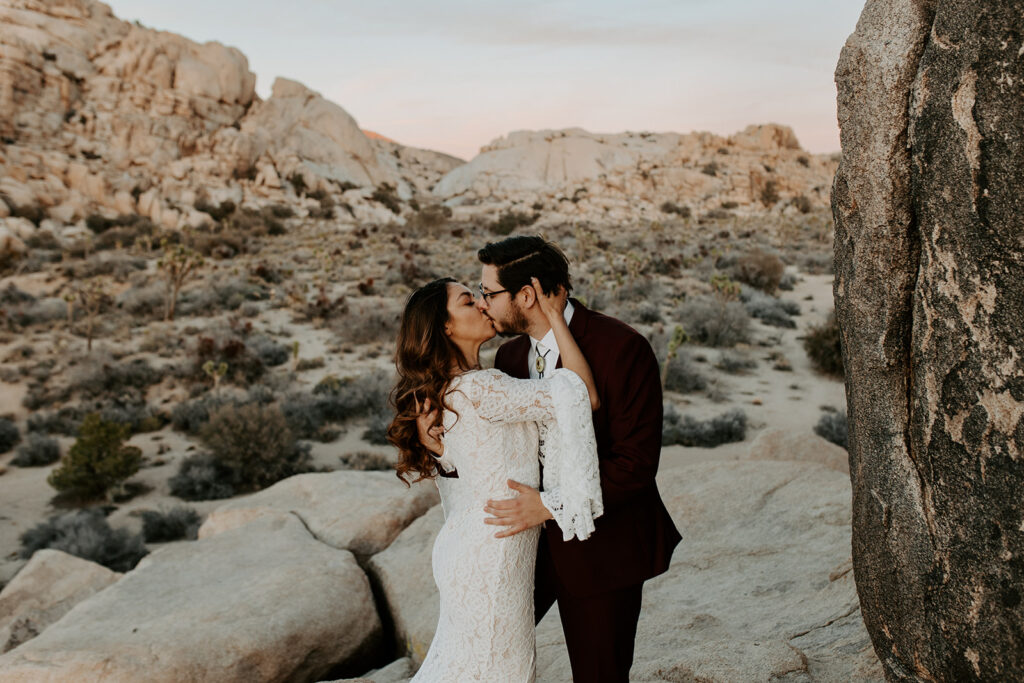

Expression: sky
xmin=106 ymin=0 xmax=866 ymax=161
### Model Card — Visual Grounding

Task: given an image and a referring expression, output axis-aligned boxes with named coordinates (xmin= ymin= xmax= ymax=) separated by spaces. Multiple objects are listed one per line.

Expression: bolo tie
xmin=535 ymin=343 xmax=550 ymax=378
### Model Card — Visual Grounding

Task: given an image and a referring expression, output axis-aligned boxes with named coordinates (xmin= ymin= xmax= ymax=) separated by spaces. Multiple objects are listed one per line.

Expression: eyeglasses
xmin=478 ymin=283 xmax=511 ymax=302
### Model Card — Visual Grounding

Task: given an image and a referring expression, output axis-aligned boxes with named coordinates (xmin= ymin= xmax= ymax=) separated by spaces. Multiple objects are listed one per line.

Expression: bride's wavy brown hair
xmin=387 ymin=277 xmax=473 ymax=486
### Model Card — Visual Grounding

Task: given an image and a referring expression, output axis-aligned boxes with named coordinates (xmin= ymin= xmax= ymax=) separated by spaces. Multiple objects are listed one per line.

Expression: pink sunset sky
xmin=106 ymin=0 xmax=866 ymax=161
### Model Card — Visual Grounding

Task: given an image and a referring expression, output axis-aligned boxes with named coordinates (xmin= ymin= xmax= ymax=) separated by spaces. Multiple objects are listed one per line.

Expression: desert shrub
xmin=797 ymin=155 xmax=810 ymax=167
xmin=194 ymin=198 xmax=237 ymax=222
xmin=660 ymin=201 xmax=691 ymax=218
xmin=627 ymin=301 xmax=663 ymax=324
xmin=491 ymin=210 xmax=539 ymax=236
xmin=93 ymin=216 xmax=157 ymax=251
xmin=793 ymin=195 xmax=813 ymax=214
xmin=18 ymin=509 xmax=148 ymax=572
xmin=27 ymin=407 xmax=83 ymax=436
xmin=662 ymin=406 xmax=747 ymax=447
xmin=701 ymin=208 xmax=731 ymax=221
xmin=339 ymin=451 xmax=394 ymax=471
xmin=47 ymin=413 xmax=142 ymax=501
xmin=140 ymin=505 xmax=202 ymax=542
xmin=663 ymin=352 xmax=707 ymax=394
xmin=279 ymin=392 xmax=334 ymax=441
xmin=0 ymin=417 xmax=20 ymax=453
xmin=199 ymin=403 xmax=313 ymax=492
xmin=7 ymin=200 xmax=45 ymax=225
xmin=170 ymin=395 xmax=231 ymax=434
xmin=69 ymin=356 xmax=164 ymax=399
xmin=760 ymin=180 xmax=780 ymax=206
xmin=3 ymin=296 xmax=66 ymax=328
xmin=362 ymin=409 xmax=392 ymax=445
xmin=732 ymin=250 xmax=785 ymax=294
xmin=313 ymin=370 xmax=393 ymax=419
xmin=740 ymin=287 xmax=800 ymax=329
xmin=247 ymin=334 xmax=289 ymax=367
xmin=12 ymin=434 xmax=60 ymax=466
xmin=66 ymin=253 xmax=147 ymax=280
xmin=178 ymin=278 xmax=269 ymax=316
xmin=815 ymin=409 xmax=849 ymax=449
xmin=715 ymin=350 xmax=757 ymax=374
xmin=804 ymin=312 xmax=844 ymax=377
xmin=169 ymin=452 xmax=237 ymax=501
xmin=116 ymin=282 xmax=165 ymax=317
xmin=701 ymin=161 xmax=720 ymax=176
xmin=190 ymin=334 xmax=266 ymax=386
xmin=678 ymin=296 xmax=751 ymax=347
xmin=371 ymin=183 xmax=402 ymax=214
xmin=778 ymin=272 xmax=798 ymax=291
xmin=335 ymin=305 xmax=400 ymax=345
xmin=409 ymin=204 xmax=452 ymax=229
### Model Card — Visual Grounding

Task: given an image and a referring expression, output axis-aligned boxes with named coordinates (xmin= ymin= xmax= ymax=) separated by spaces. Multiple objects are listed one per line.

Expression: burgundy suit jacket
xmin=494 ymin=299 xmax=682 ymax=597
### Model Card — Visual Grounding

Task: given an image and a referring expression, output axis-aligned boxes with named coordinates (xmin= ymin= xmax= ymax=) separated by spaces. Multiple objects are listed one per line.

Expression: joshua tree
xmin=202 ymin=360 xmax=228 ymax=396
xmin=74 ymin=278 xmax=109 ymax=351
xmin=660 ymin=325 xmax=688 ymax=390
xmin=157 ymin=238 xmax=203 ymax=321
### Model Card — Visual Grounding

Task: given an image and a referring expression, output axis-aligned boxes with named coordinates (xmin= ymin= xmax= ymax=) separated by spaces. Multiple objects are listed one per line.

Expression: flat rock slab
xmin=746 ymin=428 xmax=850 ymax=474
xmin=0 ymin=549 xmax=121 ymax=653
xmin=198 ymin=470 xmax=439 ymax=556
xmin=0 ymin=513 xmax=382 ymax=682
xmin=613 ymin=460 xmax=883 ymax=682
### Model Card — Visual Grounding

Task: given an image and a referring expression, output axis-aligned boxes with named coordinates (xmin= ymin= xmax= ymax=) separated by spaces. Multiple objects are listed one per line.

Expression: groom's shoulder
xmin=579 ymin=304 xmax=649 ymax=350
xmin=494 ymin=334 xmax=530 ymax=365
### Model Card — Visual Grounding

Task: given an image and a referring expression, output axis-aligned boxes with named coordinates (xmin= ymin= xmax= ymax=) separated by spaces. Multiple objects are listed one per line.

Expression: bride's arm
xmin=531 ymin=277 xmax=600 ymax=411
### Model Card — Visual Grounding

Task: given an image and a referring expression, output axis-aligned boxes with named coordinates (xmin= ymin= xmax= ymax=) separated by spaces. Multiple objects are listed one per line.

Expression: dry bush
xmin=198 ymin=403 xmax=313 ymax=493
xmin=803 ymin=311 xmax=844 ymax=377
xmin=732 ymin=250 xmax=785 ymax=294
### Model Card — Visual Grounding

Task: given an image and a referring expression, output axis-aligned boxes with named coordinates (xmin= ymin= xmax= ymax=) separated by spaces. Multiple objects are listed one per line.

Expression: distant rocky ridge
xmin=0 ymin=0 xmax=836 ymax=259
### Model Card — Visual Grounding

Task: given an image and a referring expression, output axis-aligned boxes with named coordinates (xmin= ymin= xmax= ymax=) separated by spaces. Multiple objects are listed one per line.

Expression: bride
xmin=386 ymin=276 xmax=602 ymax=682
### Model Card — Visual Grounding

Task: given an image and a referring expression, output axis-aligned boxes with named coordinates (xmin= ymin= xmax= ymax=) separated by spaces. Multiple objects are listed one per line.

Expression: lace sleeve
xmin=463 ymin=368 xmax=603 ymax=541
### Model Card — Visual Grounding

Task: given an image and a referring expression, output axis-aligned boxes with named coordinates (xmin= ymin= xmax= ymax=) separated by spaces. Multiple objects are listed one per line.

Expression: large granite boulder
xmin=0 ymin=514 xmax=382 ymax=681
xmin=366 ymin=460 xmax=881 ymax=681
xmin=834 ymin=0 xmax=1024 ymax=678
xmin=0 ymin=549 xmax=120 ymax=653
xmin=198 ymin=471 xmax=439 ymax=557
xmin=746 ymin=428 xmax=850 ymax=474
xmin=365 ymin=504 xmax=444 ymax=664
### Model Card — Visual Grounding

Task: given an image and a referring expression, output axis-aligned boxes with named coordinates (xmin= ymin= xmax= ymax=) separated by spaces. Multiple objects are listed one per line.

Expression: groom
xmin=476 ymin=235 xmax=681 ymax=682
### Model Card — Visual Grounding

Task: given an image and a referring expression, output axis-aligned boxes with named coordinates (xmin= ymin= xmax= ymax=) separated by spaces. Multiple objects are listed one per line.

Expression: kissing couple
xmin=386 ymin=235 xmax=682 ymax=682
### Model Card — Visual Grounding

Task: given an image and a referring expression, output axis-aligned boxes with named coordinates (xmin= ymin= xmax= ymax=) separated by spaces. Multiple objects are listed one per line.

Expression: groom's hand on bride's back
xmin=484 ymin=480 xmax=553 ymax=538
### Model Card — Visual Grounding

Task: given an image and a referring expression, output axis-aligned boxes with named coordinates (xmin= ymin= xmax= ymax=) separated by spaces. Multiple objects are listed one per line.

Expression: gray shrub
xmin=678 ymin=297 xmax=752 ymax=347
xmin=663 ymin=405 xmax=748 ymax=447
xmin=19 ymin=509 xmax=148 ymax=572
xmin=814 ymin=410 xmax=849 ymax=449
xmin=12 ymin=433 xmax=60 ymax=466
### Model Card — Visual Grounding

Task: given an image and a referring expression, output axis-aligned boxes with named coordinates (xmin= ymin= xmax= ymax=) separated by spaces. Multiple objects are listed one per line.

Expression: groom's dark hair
xmin=477 ymin=235 xmax=572 ymax=296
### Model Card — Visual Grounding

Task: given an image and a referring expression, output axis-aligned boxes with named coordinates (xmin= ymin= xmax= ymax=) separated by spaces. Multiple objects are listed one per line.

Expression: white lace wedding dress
xmin=412 ymin=368 xmax=602 ymax=682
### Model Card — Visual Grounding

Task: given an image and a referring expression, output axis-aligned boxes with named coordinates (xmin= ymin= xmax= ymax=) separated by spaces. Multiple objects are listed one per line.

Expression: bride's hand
xmin=531 ymin=277 xmax=567 ymax=324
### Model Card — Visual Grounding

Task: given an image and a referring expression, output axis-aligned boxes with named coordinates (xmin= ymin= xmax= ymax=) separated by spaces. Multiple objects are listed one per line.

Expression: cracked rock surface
xmin=834 ymin=0 xmax=1024 ymax=679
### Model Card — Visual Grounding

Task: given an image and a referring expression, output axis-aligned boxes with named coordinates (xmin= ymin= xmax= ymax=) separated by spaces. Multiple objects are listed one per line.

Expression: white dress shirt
xmin=528 ymin=300 xmax=575 ymax=379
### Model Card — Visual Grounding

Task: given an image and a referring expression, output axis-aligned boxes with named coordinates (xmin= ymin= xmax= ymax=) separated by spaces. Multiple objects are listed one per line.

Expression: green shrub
xmin=199 ymin=403 xmax=313 ymax=492
xmin=803 ymin=312 xmax=844 ymax=377
xmin=19 ymin=509 xmax=148 ymax=572
xmin=47 ymin=413 xmax=142 ymax=502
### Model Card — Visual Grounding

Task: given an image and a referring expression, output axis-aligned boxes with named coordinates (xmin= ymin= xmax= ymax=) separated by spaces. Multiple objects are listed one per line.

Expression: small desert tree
xmin=73 ymin=278 xmax=109 ymax=351
xmin=47 ymin=413 xmax=142 ymax=502
xmin=157 ymin=238 xmax=204 ymax=321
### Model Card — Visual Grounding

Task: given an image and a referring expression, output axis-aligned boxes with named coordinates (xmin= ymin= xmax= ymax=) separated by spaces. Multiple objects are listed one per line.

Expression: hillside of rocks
xmin=0 ymin=0 xmax=839 ymax=262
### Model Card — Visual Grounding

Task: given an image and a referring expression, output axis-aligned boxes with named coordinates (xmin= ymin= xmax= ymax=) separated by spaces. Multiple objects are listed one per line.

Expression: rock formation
xmin=833 ymin=0 xmax=1024 ymax=679
xmin=432 ymin=124 xmax=836 ymax=223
